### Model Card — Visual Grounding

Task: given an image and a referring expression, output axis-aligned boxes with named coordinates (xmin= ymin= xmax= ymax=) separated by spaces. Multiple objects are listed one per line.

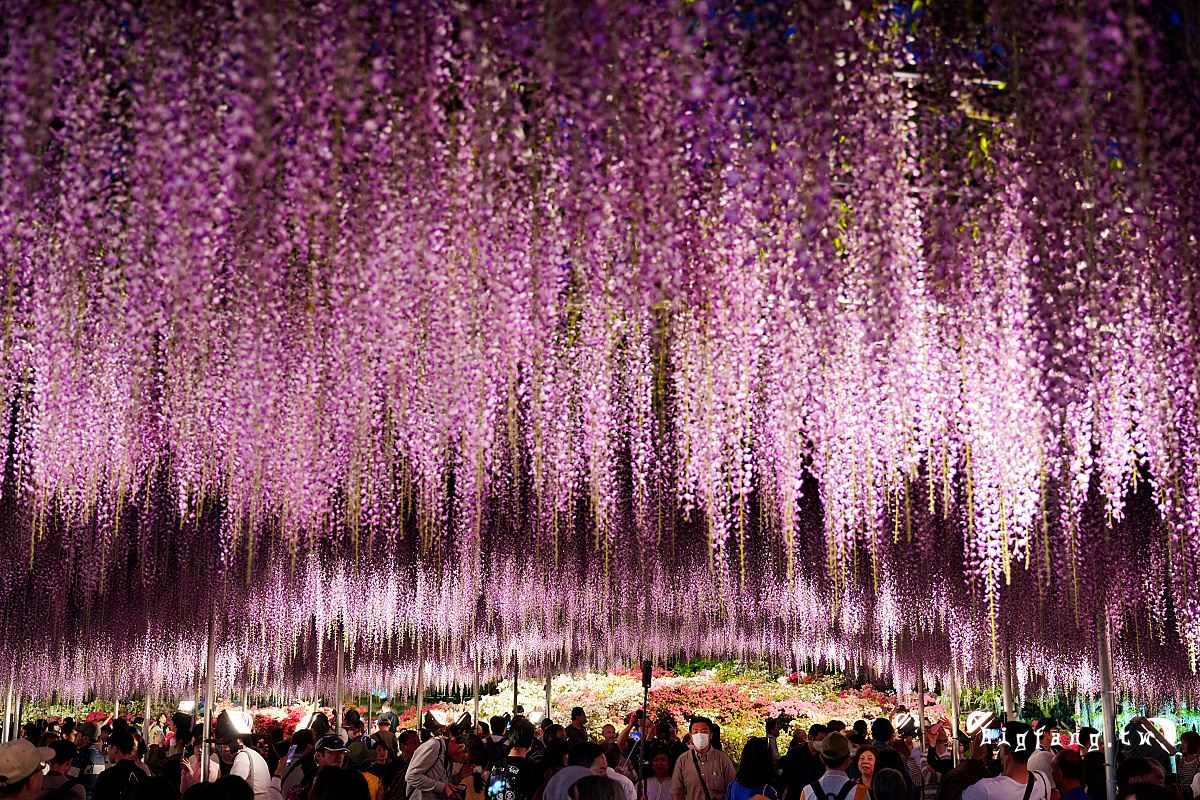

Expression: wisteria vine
xmin=0 ymin=0 xmax=1198 ymax=704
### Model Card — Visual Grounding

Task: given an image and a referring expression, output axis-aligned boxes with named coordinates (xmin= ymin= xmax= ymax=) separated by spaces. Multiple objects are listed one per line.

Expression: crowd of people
xmin=1 ymin=703 xmax=1197 ymax=800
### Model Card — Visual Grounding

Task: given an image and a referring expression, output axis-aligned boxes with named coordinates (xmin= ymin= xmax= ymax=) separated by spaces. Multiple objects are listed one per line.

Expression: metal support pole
xmin=545 ymin=675 xmax=552 ymax=720
xmin=1001 ymin=642 xmax=1014 ymax=722
xmin=949 ymin=657 xmax=961 ymax=768
xmin=11 ymin=692 xmax=20 ymax=740
xmin=201 ymin=611 xmax=218 ymax=783
xmin=335 ymin=622 xmax=345 ymax=734
xmin=114 ymin=698 xmax=120 ymax=721
xmin=472 ymin=654 xmax=481 ymax=730
xmin=415 ymin=655 xmax=426 ymax=737
xmin=512 ymin=653 xmax=519 ymax=716
xmin=916 ymin=659 xmax=926 ymax=747
xmin=369 ymin=686 xmax=374 ymax=736
xmin=145 ymin=690 xmax=153 ymax=739
xmin=1098 ymin=615 xmax=1118 ymax=800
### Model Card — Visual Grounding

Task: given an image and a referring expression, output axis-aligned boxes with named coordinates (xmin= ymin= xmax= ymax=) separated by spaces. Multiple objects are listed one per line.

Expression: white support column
xmin=915 ymin=659 xmax=926 ymax=747
xmin=545 ymin=674 xmax=552 ymax=720
xmin=2 ymin=678 xmax=11 ymax=744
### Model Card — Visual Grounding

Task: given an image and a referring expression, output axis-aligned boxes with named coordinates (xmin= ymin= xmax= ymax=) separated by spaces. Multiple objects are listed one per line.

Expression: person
xmin=643 ymin=747 xmax=675 ymax=800
xmin=1115 ymin=758 xmax=1164 ymax=790
xmin=601 ymin=744 xmax=637 ymax=800
xmin=148 ymin=714 xmax=169 ymax=748
xmin=490 ymin=717 xmax=542 ymax=800
xmin=854 ymin=724 xmax=870 ymax=741
xmin=926 ymin=728 xmax=953 ymax=778
xmin=783 ymin=725 xmax=828 ymax=800
xmin=406 ymin=734 xmax=473 ymax=800
xmin=829 ymin=724 xmax=848 ymax=736
xmin=371 ymin=733 xmax=403 ymax=793
xmin=961 ymin=722 xmax=1050 ymax=800
xmin=376 ymin=718 xmax=399 ymax=757
xmin=0 ymin=739 xmax=54 ymax=799
xmin=726 ymin=737 xmax=778 ymax=800
xmin=798 ymin=732 xmax=868 ymax=800
xmin=653 ymin=724 xmax=687 ymax=770
xmin=270 ymin=733 xmax=347 ymax=800
xmin=345 ymin=711 xmax=374 ymax=749
xmin=1116 ymin=786 xmax=1176 ymax=800
xmin=217 ymin=725 xmax=271 ymax=800
xmin=92 ymin=729 xmax=144 ymax=800
xmin=934 ymin=760 xmax=989 ymax=800
xmin=852 ymin=749 xmax=877 ymax=794
xmin=1178 ymin=732 xmax=1199 ymax=800
xmin=768 ymin=719 xmax=787 ymax=767
xmin=603 ymin=727 xmax=620 ymax=746
xmin=1026 ymin=721 xmax=1057 ymax=783
xmin=180 ymin=724 xmax=223 ymax=794
xmin=309 ymin=766 xmax=372 ymax=800
xmin=68 ymin=722 xmax=106 ymax=799
xmin=567 ymin=711 xmax=590 ymax=747
xmin=216 ymin=774 xmax=256 ymax=800
xmin=871 ymin=722 xmax=895 ymax=752
xmin=1052 ymin=750 xmax=1089 ymax=800
xmin=574 ymin=775 xmax=628 ymax=800
xmin=487 ymin=718 xmax=511 ymax=770
xmin=543 ymin=766 xmax=595 ymax=800
xmin=670 ymin=718 xmax=735 ymax=800
xmin=277 ymin=729 xmax=316 ymax=799
xmin=42 ymin=741 xmax=86 ymax=799
xmin=875 ymin=769 xmax=910 ymax=800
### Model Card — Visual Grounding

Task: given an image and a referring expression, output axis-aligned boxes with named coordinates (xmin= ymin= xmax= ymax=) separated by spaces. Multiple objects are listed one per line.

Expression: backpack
xmin=808 ymin=780 xmax=866 ymax=800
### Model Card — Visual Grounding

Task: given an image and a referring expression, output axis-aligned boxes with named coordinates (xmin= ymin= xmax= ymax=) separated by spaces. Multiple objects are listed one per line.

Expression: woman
xmin=641 ymin=747 xmax=673 ymax=800
xmin=726 ymin=738 xmax=779 ymax=800
xmin=925 ymin=728 xmax=953 ymax=778
xmin=853 ymin=748 xmax=878 ymax=794
xmin=872 ymin=769 xmax=908 ymax=800
xmin=1179 ymin=731 xmax=1200 ymax=800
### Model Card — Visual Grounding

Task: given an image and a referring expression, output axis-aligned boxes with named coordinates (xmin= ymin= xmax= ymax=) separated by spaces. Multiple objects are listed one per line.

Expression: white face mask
xmin=692 ymin=733 xmax=710 ymax=751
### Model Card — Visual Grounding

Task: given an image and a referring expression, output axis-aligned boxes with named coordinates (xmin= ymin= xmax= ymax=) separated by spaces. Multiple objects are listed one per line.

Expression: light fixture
xmin=528 ymin=711 xmax=545 ymax=724
xmin=177 ymin=700 xmax=196 ymax=714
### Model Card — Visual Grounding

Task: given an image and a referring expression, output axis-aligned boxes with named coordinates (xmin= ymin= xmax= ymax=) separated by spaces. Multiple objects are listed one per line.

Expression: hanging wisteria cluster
xmin=1 ymin=0 xmax=1199 ymax=704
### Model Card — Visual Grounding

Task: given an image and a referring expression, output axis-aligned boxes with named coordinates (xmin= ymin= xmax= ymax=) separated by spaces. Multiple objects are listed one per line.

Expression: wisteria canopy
xmin=0 ymin=0 xmax=1198 ymax=706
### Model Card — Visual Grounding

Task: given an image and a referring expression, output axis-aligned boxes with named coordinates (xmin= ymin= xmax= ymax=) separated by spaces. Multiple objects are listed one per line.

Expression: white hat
xmin=0 ymin=739 xmax=54 ymax=789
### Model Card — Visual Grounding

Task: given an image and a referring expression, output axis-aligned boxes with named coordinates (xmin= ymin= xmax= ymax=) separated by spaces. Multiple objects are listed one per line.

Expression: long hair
xmin=736 ymin=737 xmax=776 ymax=789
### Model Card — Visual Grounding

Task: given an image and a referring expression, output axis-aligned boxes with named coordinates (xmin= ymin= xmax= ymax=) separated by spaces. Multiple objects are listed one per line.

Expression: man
xmin=765 ymin=719 xmax=783 ymax=766
xmin=92 ymin=730 xmax=142 ymax=800
xmin=962 ymin=722 xmax=1051 ymax=800
xmin=871 ymin=719 xmax=896 ymax=750
xmin=215 ymin=713 xmax=271 ymax=800
xmin=798 ymin=732 xmax=868 ymax=800
xmin=1052 ymin=750 xmax=1090 ymax=800
xmin=783 ymin=724 xmax=828 ymax=800
xmin=670 ymin=717 xmax=735 ymax=800
xmin=0 ymin=739 xmax=54 ymax=799
xmin=602 ymin=725 xmax=619 ymax=746
xmin=1115 ymin=757 xmax=1166 ymax=789
xmin=277 ymin=729 xmax=317 ymax=799
xmin=273 ymin=734 xmax=347 ymax=800
xmin=375 ymin=717 xmax=399 ymax=756
xmin=566 ymin=708 xmax=589 ymax=746
xmin=1027 ymin=719 xmax=1057 ymax=781
xmin=42 ymin=740 xmax=86 ymax=799
xmin=406 ymin=734 xmax=473 ymax=800
xmin=68 ymin=722 xmax=106 ymax=799
xmin=489 ymin=718 xmax=542 ymax=800
xmin=486 ymin=717 xmax=510 ymax=769
xmin=602 ymin=743 xmax=637 ymax=800
xmin=398 ymin=730 xmax=421 ymax=771
xmin=344 ymin=710 xmax=374 ymax=749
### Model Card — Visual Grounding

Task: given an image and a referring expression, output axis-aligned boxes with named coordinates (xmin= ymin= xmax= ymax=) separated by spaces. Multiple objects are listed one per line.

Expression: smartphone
xmin=631 ymin=732 xmax=643 ymax=740
xmin=983 ymin=728 xmax=1002 ymax=745
xmin=284 ymin=745 xmax=298 ymax=766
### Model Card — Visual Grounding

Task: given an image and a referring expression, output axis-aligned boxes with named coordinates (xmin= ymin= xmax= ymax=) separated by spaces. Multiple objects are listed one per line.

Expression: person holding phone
xmin=407 ymin=735 xmax=473 ymax=800
xmin=276 ymin=730 xmax=317 ymax=799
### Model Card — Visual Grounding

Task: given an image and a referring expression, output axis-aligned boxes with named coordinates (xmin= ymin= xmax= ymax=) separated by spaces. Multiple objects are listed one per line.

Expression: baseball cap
xmin=315 ymin=734 xmax=348 ymax=753
xmin=77 ymin=722 xmax=99 ymax=741
xmin=0 ymin=739 xmax=55 ymax=789
xmin=821 ymin=732 xmax=851 ymax=761
xmin=343 ymin=709 xmax=363 ymax=729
